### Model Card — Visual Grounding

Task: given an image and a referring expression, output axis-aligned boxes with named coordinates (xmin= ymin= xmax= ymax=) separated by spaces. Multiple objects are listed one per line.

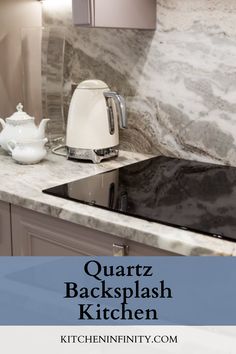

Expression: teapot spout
xmin=0 ymin=118 xmax=6 ymax=130
xmin=38 ymin=118 xmax=50 ymax=138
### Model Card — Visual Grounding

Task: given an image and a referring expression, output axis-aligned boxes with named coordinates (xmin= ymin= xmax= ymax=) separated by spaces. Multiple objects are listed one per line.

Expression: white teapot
xmin=0 ymin=103 xmax=50 ymax=154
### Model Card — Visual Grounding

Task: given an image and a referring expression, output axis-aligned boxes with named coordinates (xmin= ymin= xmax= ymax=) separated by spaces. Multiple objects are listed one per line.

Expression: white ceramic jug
xmin=7 ymin=138 xmax=48 ymax=165
xmin=0 ymin=103 xmax=50 ymax=154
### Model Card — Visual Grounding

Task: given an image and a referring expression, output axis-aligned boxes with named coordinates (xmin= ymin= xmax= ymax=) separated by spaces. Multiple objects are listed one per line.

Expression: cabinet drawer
xmin=11 ymin=205 xmax=177 ymax=256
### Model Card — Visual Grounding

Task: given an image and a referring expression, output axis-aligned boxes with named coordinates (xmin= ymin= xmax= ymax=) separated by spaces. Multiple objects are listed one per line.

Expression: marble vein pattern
xmin=42 ymin=0 xmax=236 ymax=165
xmin=0 ymin=150 xmax=235 ymax=256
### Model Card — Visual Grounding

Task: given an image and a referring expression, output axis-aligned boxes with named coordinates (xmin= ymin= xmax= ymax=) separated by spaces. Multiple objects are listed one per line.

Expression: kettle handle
xmin=104 ymin=92 xmax=127 ymax=131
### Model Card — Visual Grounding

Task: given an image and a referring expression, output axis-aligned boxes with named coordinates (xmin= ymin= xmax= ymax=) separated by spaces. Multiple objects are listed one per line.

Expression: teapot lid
xmin=77 ymin=80 xmax=109 ymax=90
xmin=6 ymin=103 xmax=34 ymax=122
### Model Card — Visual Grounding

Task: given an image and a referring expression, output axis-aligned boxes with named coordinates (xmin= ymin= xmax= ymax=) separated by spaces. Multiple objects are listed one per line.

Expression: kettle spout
xmin=38 ymin=118 xmax=50 ymax=138
xmin=0 ymin=118 xmax=6 ymax=130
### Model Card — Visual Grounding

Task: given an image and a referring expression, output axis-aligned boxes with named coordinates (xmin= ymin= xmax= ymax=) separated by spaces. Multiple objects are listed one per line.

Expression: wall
xmin=43 ymin=0 xmax=236 ymax=166
xmin=0 ymin=0 xmax=42 ymax=120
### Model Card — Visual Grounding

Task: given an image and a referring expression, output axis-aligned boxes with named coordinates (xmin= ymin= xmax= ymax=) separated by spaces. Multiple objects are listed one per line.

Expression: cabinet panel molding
xmin=0 ymin=201 xmax=12 ymax=256
xmin=11 ymin=205 xmax=177 ymax=256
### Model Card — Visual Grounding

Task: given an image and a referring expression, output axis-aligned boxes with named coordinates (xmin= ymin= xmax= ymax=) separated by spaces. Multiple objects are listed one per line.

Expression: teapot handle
xmin=0 ymin=118 xmax=6 ymax=129
xmin=7 ymin=140 xmax=16 ymax=153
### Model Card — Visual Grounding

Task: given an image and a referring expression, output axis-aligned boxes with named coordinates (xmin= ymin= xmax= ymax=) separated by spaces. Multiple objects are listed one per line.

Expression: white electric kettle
xmin=66 ymin=80 xmax=127 ymax=163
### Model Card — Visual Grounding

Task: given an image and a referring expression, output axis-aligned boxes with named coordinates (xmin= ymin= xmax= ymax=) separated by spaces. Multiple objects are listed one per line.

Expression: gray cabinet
xmin=72 ymin=0 xmax=156 ymax=30
xmin=0 ymin=201 xmax=12 ymax=256
xmin=11 ymin=205 xmax=177 ymax=256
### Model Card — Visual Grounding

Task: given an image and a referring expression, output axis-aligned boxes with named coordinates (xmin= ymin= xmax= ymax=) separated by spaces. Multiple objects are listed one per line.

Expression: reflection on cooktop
xmin=43 ymin=156 xmax=236 ymax=243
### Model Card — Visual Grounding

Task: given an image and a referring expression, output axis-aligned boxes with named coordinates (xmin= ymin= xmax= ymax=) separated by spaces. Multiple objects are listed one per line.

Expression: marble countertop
xmin=0 ymin=149 xmax=235 ymax=256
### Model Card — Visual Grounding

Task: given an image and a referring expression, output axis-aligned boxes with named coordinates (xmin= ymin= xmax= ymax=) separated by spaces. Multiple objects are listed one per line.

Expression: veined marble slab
xmin=0 ymin=150 xmax=235 ymax=256
xmin=42 ymin=0 xmax=236 ymax=166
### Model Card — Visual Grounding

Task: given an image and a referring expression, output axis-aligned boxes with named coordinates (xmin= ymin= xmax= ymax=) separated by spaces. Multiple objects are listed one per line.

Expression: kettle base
xmin=66 ymin=146 xmax=119 ymax=164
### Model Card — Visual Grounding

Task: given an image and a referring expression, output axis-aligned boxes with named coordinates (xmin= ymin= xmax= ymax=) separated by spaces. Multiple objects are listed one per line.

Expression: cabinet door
xmin=0 ymin=201 xmax=12 ymax=256
xmin=11 ymin=205 xmax=177 ymax=256
xmin=72 ymin=0 xmax=92 ymax=26
xmin=94 ymin=0 xmax=156 ymax=29
xmin=72 ymin=0 xmax=156 ymax=30
xmin=11 ymin=205 xmax=116 ymax=256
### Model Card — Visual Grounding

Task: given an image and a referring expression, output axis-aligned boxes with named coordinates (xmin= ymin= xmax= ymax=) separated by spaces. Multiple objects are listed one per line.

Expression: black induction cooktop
xmin=43 ymin=156 xmax=236 ymax=243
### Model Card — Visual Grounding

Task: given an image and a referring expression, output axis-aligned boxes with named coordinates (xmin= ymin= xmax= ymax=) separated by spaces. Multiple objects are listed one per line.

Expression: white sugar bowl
xmin=7 ymin=138 xmax=48 ymax=165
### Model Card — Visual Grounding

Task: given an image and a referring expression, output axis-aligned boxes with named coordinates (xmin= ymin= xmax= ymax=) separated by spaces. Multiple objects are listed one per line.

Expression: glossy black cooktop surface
xmin=43 ymin=156 xmax=236 ymax=243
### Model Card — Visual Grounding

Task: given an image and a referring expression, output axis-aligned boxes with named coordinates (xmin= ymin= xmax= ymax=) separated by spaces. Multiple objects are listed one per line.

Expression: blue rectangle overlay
xmin=0 ymin=257 xmax=235 ymax=325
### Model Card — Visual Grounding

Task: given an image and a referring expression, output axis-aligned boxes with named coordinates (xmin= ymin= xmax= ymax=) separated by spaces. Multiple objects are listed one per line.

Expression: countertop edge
xmin=2 ymin=191 xmax=235 ymax=257
xmin=0 ymin=150 xmax=235 ymax=257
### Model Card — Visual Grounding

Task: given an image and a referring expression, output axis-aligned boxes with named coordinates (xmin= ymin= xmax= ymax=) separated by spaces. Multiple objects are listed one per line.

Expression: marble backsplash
xmin=42 ymin=0 xmax=236 ymax=166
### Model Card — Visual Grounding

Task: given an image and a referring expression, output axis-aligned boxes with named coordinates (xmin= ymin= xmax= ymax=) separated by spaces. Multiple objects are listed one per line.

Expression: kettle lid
xmin=77 ymin=80 xmax=109 ymax=90
xmin=6 ymin=103 xmax=34 ymax=122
